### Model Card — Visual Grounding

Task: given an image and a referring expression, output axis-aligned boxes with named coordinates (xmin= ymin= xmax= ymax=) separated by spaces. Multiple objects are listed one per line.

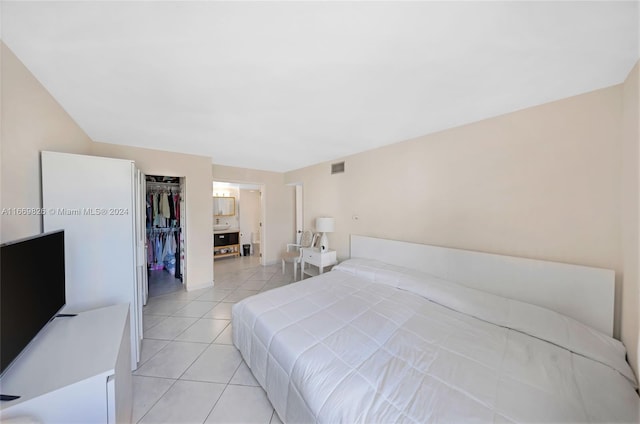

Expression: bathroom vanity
xmin=213 ymin=230 xmax=240 ymax=259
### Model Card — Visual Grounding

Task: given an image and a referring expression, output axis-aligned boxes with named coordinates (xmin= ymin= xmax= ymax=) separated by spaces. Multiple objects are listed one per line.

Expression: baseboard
xmin=186 ymin=281 xmax=213 ymax=291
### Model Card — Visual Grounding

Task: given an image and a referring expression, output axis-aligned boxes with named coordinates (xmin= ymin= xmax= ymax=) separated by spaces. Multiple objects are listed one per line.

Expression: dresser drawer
xmin=302 ymin=248 xmax=337 ymax=267
xmin=303 ymin=249 xmax=321 ymax=263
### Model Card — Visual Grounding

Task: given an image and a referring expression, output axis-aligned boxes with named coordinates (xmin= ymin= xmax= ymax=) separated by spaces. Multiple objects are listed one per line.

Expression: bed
xmin=232 ymin=235 xmax=639 ymax=422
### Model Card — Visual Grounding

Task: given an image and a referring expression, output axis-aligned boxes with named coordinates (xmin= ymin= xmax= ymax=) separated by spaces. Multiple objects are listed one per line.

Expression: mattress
xmin=232 ymin=259 xmax=639 ymax=423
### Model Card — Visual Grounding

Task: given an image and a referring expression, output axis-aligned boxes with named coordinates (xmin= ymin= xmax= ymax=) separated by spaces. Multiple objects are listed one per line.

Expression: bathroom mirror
xmin=213 ymin=196 xmax=236 ymax=216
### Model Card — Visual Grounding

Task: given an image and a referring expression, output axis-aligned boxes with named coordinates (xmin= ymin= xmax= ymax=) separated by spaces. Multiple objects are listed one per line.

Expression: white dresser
xmin=0 ymin=304 xmax=132 ymax=423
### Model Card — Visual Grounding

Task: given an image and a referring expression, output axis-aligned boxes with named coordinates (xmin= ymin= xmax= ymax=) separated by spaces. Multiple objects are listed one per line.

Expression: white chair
xmin=281 ymin=230 xmax=315 ymax=281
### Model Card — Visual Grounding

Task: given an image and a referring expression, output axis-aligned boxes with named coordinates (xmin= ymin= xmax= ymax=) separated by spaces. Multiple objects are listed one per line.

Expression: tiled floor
xmin=134 ymin=256 xmax=293 ymax=424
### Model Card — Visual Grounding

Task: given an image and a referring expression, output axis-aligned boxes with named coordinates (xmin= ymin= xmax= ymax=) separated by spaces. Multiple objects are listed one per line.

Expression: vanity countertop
xmin=214 ymin=228 xmax=240 ymax=234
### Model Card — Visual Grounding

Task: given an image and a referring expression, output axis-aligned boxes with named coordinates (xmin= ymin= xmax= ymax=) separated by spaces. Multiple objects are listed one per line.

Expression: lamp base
xmin=319 ymin=232 xmax=329 ymax=251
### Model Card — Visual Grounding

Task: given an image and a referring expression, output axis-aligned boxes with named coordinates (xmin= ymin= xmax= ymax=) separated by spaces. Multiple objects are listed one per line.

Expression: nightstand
xmin=300 ymin=247 xmax=337 ymax=279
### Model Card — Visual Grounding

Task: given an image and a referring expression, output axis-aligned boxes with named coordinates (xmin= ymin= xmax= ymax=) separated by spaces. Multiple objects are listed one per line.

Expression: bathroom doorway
xmin=213 ymin=181 xmax=265 ymax=277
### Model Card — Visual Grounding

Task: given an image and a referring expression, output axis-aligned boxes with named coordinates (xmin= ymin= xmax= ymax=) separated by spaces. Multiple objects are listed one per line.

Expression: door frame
xmin=213 ymin=180 xmax=266 ymax=266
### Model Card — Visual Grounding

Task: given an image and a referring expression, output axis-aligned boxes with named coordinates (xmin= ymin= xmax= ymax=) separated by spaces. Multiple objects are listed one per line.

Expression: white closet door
xmin=41 ymin=151 xmax=139 ymax=370
xmin=137 ymin=170 xmax=148 ymax=306
xmin=133 ymin=168 xmax=147 ymax=364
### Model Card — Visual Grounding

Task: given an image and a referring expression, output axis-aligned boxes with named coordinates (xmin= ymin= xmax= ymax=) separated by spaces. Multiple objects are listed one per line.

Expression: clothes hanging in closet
xmin=146 ymin=229 xmax=180 ymax=276
xmin=146 ymin=183 xmax=182 ymax=279
xmin=160 ymin=192 xmax=171 ymax=219
xmin=148 ymin=190 xmax=181 ymax=228
xmin=168 ymin=194 xmax=176 ymax=220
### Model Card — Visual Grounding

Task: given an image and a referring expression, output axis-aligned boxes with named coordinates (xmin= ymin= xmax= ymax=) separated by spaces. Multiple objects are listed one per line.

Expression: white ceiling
xmin=2 ymin=1 xmax=638 ymax=172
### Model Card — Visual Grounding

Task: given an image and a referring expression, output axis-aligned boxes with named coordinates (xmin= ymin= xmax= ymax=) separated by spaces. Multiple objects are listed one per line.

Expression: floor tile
xmin=144 ymin=316 xmax=198 ymax=340
xmin=181 ymin=344 xmax=242 ymax=384
xmin=205 ymin=385 xmax=274 ymax=424
xmin=153 ymin=288 xmax=206 ymax=302
xmin=139 ymin=339 xmax=170 ymax=365
xmin=173 ymin=300 xmax=216 ymax=318
xmin=261 ymin=282 xmax=287 ymax=292
xmin=135 ymin=341 xmax=208 ymax=379
xmin=240 ymin=280 xmax=268 ymax=291
xmin=197 ymin=288 xmax=231 ymax=302
xmin=249 ymin=269 xmax=277 ymax=279
xmin=132 ymin=376 xmax=174 ymax=423
xmin=151 ymin=291 xmax=190 ymax=302
xmin=224 ymin=289 xmax=258 ymax=303
xmin=143 ymin=314 xmax=167 ymax=331
xmin=175 ymin=319 xmax=230 ymax=344
xmin=246 ymin=275 xmax=272 ymax=282
xmin=204 ymin=302 xmax=234 ymax=319
xmin=230 ymin=360 xmax=260 ymax=387
xmin=213 ymin=280 xmax=241 ymax=290
xmin=143 ymin=299 xmax=190 ymax=316
xmin=213 ymin=324 xmax=233 ymax=345
xmin=139 ymin=380 xmax=225 ymax=424
xmin=136 ymin=256 xmax=281 ymax=423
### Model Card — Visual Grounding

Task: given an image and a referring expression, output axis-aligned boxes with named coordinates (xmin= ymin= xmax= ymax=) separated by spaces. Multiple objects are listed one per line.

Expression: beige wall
xmin=1 ymin=43 xmax=93 ymax=242
xmin=239 ymin=189 xmax=261 ymax=249
xmin=621 ymin=62 xmax=640 ymax=374
xmin=91 ymin=142 xmax=214 ymax=291
xmin=212 ymin=164 xmax=295 ymax=267
xmin=0 ymin=42 xmax=215 ymax=291
xmin=286 ymin=84 xmax=630 ymax=340
xmin=286 ymin=85 xmax=623 ymax=267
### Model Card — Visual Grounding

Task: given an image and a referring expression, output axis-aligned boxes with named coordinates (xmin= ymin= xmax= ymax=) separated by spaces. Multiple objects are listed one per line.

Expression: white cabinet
xmin=41 ymin=151 xmax=145 ymax=370
xmin=300 ymin=248 xmax=337 ymax=279
xmin=0 ymin=304 xmax=132 ymax=423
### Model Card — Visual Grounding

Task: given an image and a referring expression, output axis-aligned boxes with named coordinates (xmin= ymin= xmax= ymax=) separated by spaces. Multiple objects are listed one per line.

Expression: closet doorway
xmin=213 ymin=181 xmax=265 ymax=277
xmin=146 ymin=175 xmax=185 ymax=297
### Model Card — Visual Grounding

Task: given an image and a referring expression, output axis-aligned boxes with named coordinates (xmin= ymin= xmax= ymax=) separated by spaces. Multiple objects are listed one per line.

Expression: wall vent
xmin=331 ymin=161 xmax=345 ymax=174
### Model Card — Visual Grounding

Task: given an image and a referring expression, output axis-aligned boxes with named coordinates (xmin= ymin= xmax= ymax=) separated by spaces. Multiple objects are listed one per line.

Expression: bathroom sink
xmin=214 ymin=224 xmax=230 ymax=231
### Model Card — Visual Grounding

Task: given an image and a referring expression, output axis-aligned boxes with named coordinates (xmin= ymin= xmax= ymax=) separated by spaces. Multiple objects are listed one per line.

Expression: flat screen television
xmin=0 ymin=230 xmax=66 ymax=376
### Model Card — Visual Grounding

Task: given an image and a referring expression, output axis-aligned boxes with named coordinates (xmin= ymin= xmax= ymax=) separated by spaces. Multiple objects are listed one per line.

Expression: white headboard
xmin=350 ymin=235 xmax=615 ymax=336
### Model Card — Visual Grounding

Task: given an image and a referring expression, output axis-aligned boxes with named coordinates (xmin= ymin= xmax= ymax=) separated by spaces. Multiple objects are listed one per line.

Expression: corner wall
xmin=91 ymin=142 xmax=214 ymax=291
xmin=0 ymin=42 xmax=214 ymax=291
xmin=1 ymin=43 xmax=93 ymax=242
xmin=621 ymin=61 xmax=639 ymax=374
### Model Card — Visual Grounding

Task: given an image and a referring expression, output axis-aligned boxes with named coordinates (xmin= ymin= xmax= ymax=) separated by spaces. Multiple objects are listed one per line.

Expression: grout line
xmin=135 ymin=376 xmax=179 ymax=424
xmin=136 ymin=339 xmax=170 ymax=368
xmin=138 ymin=257 xmax=272 ymax=423
xmin=201 ymin=360 xmax=245 ymax=424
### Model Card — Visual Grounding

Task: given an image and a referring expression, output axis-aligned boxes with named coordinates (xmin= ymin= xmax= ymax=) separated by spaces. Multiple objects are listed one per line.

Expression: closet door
xmin=137 ymin=170 xmax=149 ymax=306
xmin=41 ymin=151 xmax=139 ymax=370
xmin=133 ymin=167 xmax=147 ymax=363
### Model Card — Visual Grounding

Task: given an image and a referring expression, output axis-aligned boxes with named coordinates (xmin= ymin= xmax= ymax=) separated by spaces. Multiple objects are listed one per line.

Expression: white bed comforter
xmin=232 ymin=259 xmax=639 ymax=423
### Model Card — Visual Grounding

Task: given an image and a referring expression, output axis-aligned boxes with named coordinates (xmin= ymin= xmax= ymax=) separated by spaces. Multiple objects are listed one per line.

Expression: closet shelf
xmin=147 ymin=227 xmax=180 ymax=233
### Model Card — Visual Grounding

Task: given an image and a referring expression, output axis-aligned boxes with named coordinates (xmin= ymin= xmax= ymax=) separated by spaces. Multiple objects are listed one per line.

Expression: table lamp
xmin=315 ymin=217 xmax=335 ymax=251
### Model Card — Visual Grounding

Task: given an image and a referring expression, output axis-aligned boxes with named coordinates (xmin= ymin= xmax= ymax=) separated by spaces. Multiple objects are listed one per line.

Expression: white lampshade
xmin=315 ymin=217 xmax=335 ymax=233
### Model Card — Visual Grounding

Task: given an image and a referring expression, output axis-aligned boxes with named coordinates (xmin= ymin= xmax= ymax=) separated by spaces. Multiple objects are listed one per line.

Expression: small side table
xmin=300 ymin=247 xmax=337 ymax=279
